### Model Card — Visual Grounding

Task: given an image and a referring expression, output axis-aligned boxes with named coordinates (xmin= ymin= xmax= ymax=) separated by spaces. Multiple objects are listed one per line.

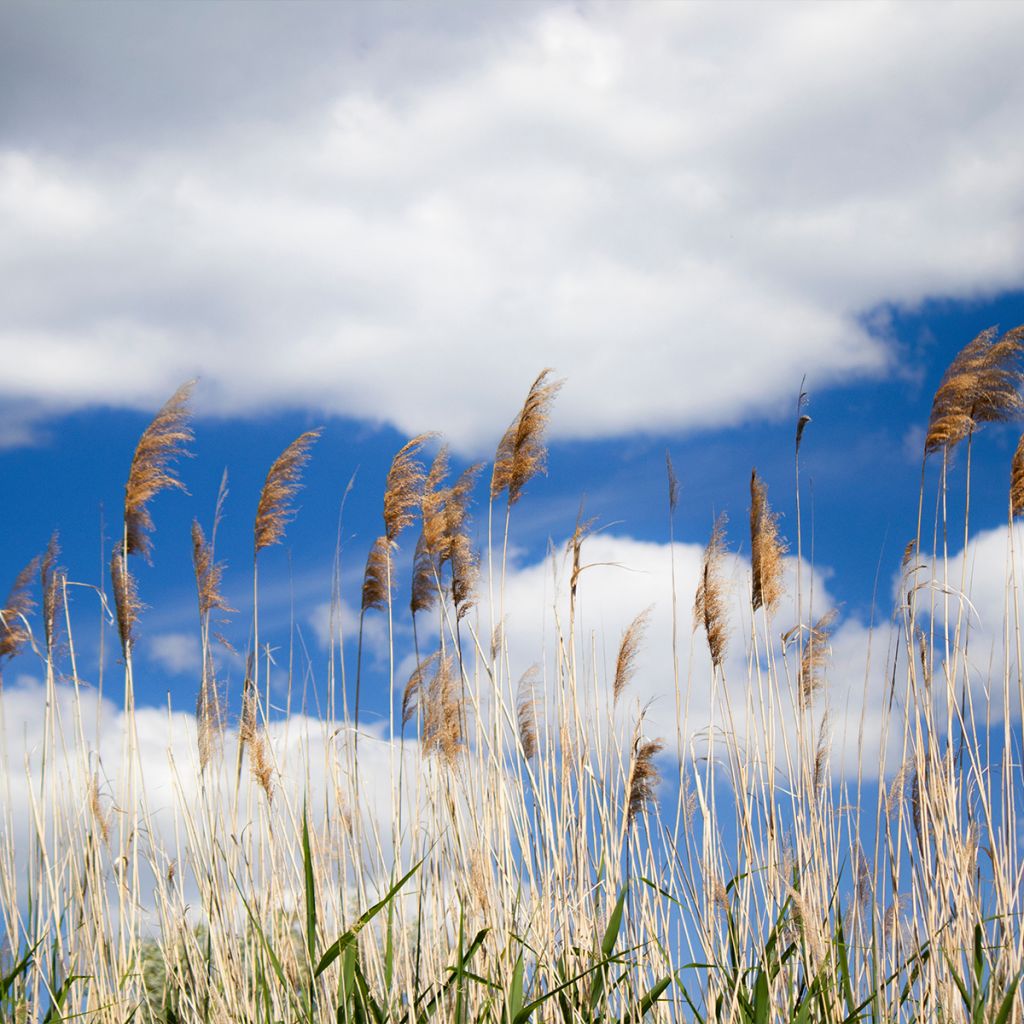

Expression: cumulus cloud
xmin=1 ymin=4 xmax=1023 ymax=448
xmin=147 ymin=631 xmax=202 ymax=675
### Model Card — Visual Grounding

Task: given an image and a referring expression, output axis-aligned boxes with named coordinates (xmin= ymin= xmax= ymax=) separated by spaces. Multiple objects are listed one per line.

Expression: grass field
xmin=2 ymin=331 xmax=1024 ymax=1022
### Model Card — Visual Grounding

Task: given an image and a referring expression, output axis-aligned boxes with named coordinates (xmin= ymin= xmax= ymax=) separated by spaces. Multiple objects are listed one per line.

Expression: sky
xmin=1 ymin=1 xmax=1024 ymax=807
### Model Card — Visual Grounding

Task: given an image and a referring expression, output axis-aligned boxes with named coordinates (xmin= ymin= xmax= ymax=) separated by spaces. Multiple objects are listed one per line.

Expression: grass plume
xmin=694 ymin=512 xmax=729 ymax=669
xmin=254 ymin=429 xmax=321 ymax=554
xmin=613 ymin=607 xmax=651 ymax=706
xmin=124 ymin=380 xmax=195 ymax=559
xmin=750 ymin=468 xmax=786 ymax=614
xmin=925 ymin=324 xmax=1024 ymax=455
xmin=0 ymin=556 xmax=39 ymax=665
xmin=491 ymin=368 xmax=563 ymax=506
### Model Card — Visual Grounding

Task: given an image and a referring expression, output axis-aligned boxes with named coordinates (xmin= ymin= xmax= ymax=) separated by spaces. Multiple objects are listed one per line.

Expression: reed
xmin=1 ymin=331 xmax=1024 ymax=1023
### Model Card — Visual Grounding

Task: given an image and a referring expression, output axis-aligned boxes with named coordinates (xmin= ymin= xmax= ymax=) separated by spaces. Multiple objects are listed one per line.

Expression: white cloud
xmin=1 ymin=4 xmax=1022 ymax=448
xmin=148 ymin=632 xmax=202 ymax=675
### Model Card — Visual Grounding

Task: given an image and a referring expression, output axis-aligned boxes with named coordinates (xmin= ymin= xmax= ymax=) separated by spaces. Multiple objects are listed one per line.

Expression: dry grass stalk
xmin=254 ymin=429 xmax=321 ymax=553
xmin=362 ymin=536 xmax=392 ymax=612
xmin=516 ymin=666 xmax=540 ymax=760
xmin=490 ymin=369 xmax=563 ymax=506
xmin=124 ymin=380 xmax=195 ymax=559
xmin=422 ymin=653 xmax=462 ymax=763
xmin=110 ymin=543 xmax=140 ymax=654
xmin=924 ymin=325 xmax=1024 ymax=455
xmin=40 ymin=533 xmax=62 ymax=657
xmin=613 ymin=608 xmax=651 ymax=705
xmin=694 ymin=513 xmax=729 ymax=669
xmin=0 ymin=556 xmax=39 ymax=664
xmin=798 ymin=609 xmax=838 ymax=707
xmin=750 ymin=469 xmax=787 ymax=614
xmin=383 ymin=433 xmax=434 ymax=543
xmin=627 ymin=736 xmax=663 ymax=826
xmin=1011 ymin=432 xmax=1024 ymax=517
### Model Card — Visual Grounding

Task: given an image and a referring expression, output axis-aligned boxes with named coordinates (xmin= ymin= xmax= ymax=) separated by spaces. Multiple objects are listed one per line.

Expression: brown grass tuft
xmin=613 ymin=607 xmax=651 ymax=705
xmin=0 ymin=556 xmax=40 ymax=664
xmin=694 ymin=513 xmax=729 ymax=669
xmin=254 ymin=429 xmax=321 ymax=554
xmin=627 ymin=735 xmax=663 ymax=826
xmin=88 ymin=773 xmax=110 ymax=844
xmin=383 ymin=433 xmax=434 ymax=543
xmin=1012 ymin=431 xmax=1024 ymax=518
xmin=491 ymin=369 xmax=563 ymax=506
xmin=798 ymin=608 xmax=838 ymax=707
xmin=925 ymin=325 xmax=1024 ymax=456
xmin=410 ymin=533 xmax=438 ymax=616
xmin=124 ymin=380 xmax=195 ymax=560
xmin=750 ymin=469 xmax=787 ymax=614
xmin=110 ymin=543 xmax=140 ymax=655
xmin=361 ymin=536 xmax=392 ymax=612
xmin=40 ymin=533 xmax=62 ymax=657
xmin=516 ymin=666 xmax=540 ymax=760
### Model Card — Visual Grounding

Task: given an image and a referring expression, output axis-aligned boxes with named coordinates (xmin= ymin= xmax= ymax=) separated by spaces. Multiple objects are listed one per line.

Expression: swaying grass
xmin=2 ymin=328 xmax=1024 ymax=1021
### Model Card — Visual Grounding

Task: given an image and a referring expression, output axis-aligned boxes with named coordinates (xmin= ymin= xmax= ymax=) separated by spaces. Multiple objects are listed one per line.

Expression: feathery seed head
xmin=694 ymin=513 xmax=729 ymax=668
xmin=383 ymin=433 xmax=434 ymax=543
xmin=110 ymin=543 xmax=140 ymax=655
xmin=40 ymin=534 xmax=62 ymax=657
xmin=1012 ymin=432 xmax=1024 ymax=518
xmin=627 ymin=735 xmax=663 ymax=826
xmin=491 ymin=369 xmax=563 ymax=506
xmin=613 ymin=607 xmax=651 ymax=705
xmin=124 ymin=380 xmax=195 ymax=560
xmin=516 ymin=665 xmax=540 ymax=760
xmin=254 ymin=429 xmax=320 ymax=554
xmin=750 ymin=469 xmax=787 ymax=614
xmin=361 ymin=536 xmax=392 ymax=612
xmin=925 ymin=325 xmax=1024 ymax=456
xmin=798 ymin=609 xmax=838 ymax=707
xmin=0 ymin=556 xmax=40 ymax=664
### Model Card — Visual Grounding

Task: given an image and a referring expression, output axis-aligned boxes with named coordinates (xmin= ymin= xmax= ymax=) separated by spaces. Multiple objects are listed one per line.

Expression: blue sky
xmin=1 ymin=2 xmax=1023 ymax=768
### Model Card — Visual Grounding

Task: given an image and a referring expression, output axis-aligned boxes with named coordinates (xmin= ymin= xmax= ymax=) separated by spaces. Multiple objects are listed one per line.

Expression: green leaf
xmin=752 ymin=969 xmax=769 ymax=1024
xmin=634 ymin=975 xmax=672 ymax=1021
xmin=993 ymin=974 xmax=1022 ymax=1024
xmin=316 ymin=858 xmax=423 ymax=978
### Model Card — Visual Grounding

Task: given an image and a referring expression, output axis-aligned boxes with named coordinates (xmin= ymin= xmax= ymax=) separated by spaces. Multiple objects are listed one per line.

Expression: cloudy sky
xmin=1 ymin=1 xmax=1023 ymax=796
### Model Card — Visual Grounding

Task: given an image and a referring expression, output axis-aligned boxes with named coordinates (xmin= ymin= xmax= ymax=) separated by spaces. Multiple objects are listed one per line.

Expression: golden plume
xmin=124 ymin=380 xmax=195 ymax=559
xmin=192 ymin=520 xmax=233 ymax=618
xmin=613 ymin=607 xmax=651 ymax=705
xmin=516 ymin=666 xmax=540 ymax=761
xmin=40 ymin=534 xmax=62 ymax=657
xmin=627 ymin=735 xmax=664 ymax=826
xmin=925 ymin=325 xmax=1024 ymax=456
xmin=383 ymin=433 xmax=433 ymax=543
xmin=0 ymin=556 xmax=39 ymax=664
xmin=254 ymin=429 xmax=321 ymax=553
xmin=402 ymin=651 xmax=438 ymax=728
xmin=1012 ymin=432 xmax=1024 ymax=518
xmin=423 ymin=653 xmax=462 ymax=764
xmin=750 ymin=469 xmax=787 ymax=614
xmin=361 ymin=536 xmax=392 ymax=612
xmin=110 ymin=543 xmax=140 ymax=655
xmin=410 ymin=533 xmax=439 ymax=616
xmin=196 ymin=673 xmax=223 ymax=772
xmin=491 ymin=369 xmax=563 ymax=506
xmin=694 ymin=513 xmax=729 ymax=669
xmin=666 ymin=450 xmax=680 ymax=515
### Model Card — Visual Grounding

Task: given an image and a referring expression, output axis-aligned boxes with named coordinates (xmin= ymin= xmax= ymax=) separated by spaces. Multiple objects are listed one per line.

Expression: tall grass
xmin=2 ymin=329 xmax=1024 ymax=1021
